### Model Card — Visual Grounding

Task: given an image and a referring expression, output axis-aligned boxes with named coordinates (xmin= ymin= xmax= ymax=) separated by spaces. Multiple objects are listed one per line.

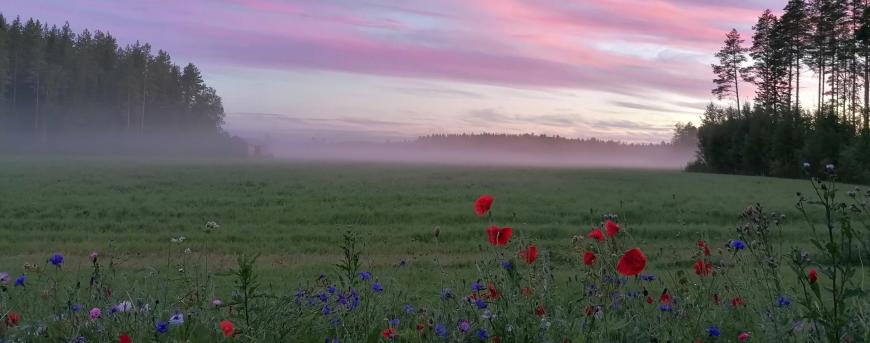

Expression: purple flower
xmin=327 ymin=285 xmax=337 ymax=294
xmin=640 ymin=275 xmax=657 ymax=281
xmin=359 ymin=272 xmax=372 ymax=281
xmin=777 ymin=295 xmax=791 ymax=308
xmin=0 ymin=272 xmax=8 ymax=285
xmin=49 ymin=253 xmax=64 ymax=267
xmin=14 ymin=275 xmax=26 ymax=287
xmin=389 ymin=318 xmax=400 ymax=327
xmin=500 ymin=261 xmax=513 ymax=270
xmin=318 ymin=293 xmax=329 ymax=302
xmin=471 ymin=281 xmax=485 ymax=292
xmin=708 ymin=325 xmax=721 ymax=337
xmin=435 ymin=323 xmax=447 ymax=338
xmin=169 ymin=312 xmax=184 ymax=326
xmin=458 ymin=320 xmax=470 ymax=333
xmin=71 ymin=304 xmax=83 ymax=313
xmin=658 ymin=304 xmax=673 ymax=312
xmin=156 ymin=321 xmax=169 ymax=334
xmin=403 ymin=304 xmax=415 ymax=314
xmin=475 ymin=328 xmax=489 ymax=341
xmin=475 ymin=298 xmax=487 ymax=309
xmin=729 ymin=240 xmax=747 ymax=251
xmin=322 ymin=306 xmax=332 ymax=316
xmin=372 ymin=282 xmax=384 ymax=293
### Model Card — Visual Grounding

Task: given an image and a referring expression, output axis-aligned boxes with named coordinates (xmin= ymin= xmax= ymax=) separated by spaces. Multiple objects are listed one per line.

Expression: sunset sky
xmin=6 ymin=0 xmax=795 ymax=143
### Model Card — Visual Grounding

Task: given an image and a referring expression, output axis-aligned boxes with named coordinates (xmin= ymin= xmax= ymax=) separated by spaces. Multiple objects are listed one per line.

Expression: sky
xmin=5 ymin=0 xmax=795 ymax=143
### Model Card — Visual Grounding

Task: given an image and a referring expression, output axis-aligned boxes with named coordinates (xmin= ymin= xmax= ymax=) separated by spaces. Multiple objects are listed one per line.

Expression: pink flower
xmin=89 ymin=307 xmax=102 ymax=320
xmin=738 ymin=331 xmax=750 ymax=341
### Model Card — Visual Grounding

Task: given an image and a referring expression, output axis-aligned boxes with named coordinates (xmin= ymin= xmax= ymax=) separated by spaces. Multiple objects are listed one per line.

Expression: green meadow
xmin=0 ymin=157 xmax=837 ymax=292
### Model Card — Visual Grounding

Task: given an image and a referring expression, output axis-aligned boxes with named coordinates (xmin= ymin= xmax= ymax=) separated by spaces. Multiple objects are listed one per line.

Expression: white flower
xmin=115 ymin=301 xmax=134 ymax=313
xmin=184 ymin=248 xmax=192 ymax=254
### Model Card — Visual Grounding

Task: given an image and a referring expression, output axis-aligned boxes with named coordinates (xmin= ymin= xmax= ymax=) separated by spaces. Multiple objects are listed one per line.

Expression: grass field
xmin=0 ymin=157 xmax=836 ymax=293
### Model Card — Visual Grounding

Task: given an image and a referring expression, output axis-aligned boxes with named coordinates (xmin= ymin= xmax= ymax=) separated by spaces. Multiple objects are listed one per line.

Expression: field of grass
xmin=0 ymin=157 xmax=834 ymax=292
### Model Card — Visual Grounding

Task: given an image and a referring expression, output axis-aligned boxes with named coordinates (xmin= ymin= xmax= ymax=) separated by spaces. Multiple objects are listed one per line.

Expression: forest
xmin=0 ymin=14 xmax=245 ymax=155
xmin=695 ymin=0 xmax=870 ymax=182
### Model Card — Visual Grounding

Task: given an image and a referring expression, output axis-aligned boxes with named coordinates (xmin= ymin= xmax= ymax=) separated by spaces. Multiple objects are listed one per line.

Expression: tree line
xmin=0 ymin=14 xmax=245 ymax=155
xmin=697 ymin=0 xmax=870 ymax=182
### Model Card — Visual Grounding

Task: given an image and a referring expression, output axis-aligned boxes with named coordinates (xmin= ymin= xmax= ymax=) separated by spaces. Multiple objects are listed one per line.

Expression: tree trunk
xmin=796 ymin=55 xmax=801 ymax=113
xmin=864 ymin=49 xmax=869 ymax=132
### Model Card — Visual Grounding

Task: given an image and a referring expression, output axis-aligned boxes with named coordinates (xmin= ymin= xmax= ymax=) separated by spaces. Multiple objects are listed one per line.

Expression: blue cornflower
xmin=658 ymin=304 xmax=673 ymax=312
xmin=388 ymin=318 xmax=400 ymax=327
xmin=347 ymin=291 xmax=360 ymax=311
xmin=403 ymin=304 xmax=415 ymax=314
xmin=777 ymin=295 xmax=791 ymax=308
xmin=327 ymin=285 xmax=337 ymax=294
xmin=318 ymin=273 xmax=327 ymax=280
xmin=458 ymin=320 xmax=470 ymax=333
xmin=707 ymin=325 xmax=721 ymax=337
xmin=471 ymin=281 xmax=486 ymax=292
xmin=318 ymin=293 xmax=329 ymax=302
xmin=322 ymin=306 xmax=332 ymax=316
xmin=359 ymin=272 xmax=372 ymax=281
xmin=640 ymin=274 xmax=657 ymax=281
xmin=71 ymin=304 xmax=82 ymax=313
xmin=372 ymin=282 xmax=384 ymax=293
xmin=324 ymin=338 xmax=340 ymax=343
xmin=14 ymin=275 xmax=26 ymax=287
xmin=475 ymin=328 xmax=489 ymax=341
xmin=440 ymin=288 xmax=454 ymax=301
xmin=155 ymin=321 xmax=169 ymax=334
xmin=49 ymin=254 xmax=64 ymax=267
xmin=74 ymin=337 xmax=86 ymax=343
xmin=475 ymin=298 xmax=487 ymax=309
xmin=169 ymin=312 xmax=184 ymax=326
xmin=730 ymin=240 xmax=747 ymax=251
xmin=435 ymin=323 xmax=448 ymax=338
xmin=500 ymin=261 xmax=513 ymax=270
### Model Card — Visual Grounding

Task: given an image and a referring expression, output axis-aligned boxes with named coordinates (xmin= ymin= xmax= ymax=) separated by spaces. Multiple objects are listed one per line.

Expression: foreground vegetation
xmin=0 ymin=159 xmax=868 ymax=341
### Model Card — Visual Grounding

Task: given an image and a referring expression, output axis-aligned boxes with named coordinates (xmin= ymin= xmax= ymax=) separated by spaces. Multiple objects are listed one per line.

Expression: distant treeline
xmin=697 ymin=0 xmax=870 ymax=182
xmin=0 ymin=14 xmax=245 ymax=155
xmin=414 ymin=129 xmax=698 ymax=152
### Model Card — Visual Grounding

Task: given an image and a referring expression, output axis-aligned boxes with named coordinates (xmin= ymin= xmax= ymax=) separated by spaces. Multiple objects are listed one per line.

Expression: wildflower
xmin=731 ymin=297 xmax=745 ymax=308
xmin=75 ymin=336 xmax=86 ymax=343
xmin=825 ymin=164 xmax=835 ymax=173
xmin=660 ymin=289 xmax=672 ymax=305
xmin=472 ymin=281 xmax=486 ymax=292
xmin=359 ymin=271 xmax=372 ymax=282
xmin=119 ymin=335 xmax=132 ymax=343
xmin=219 ymin=320 xmax=235 ymax=337
xmin=327 ymin=284 xmax=337 ymax=294
xmin=485 ymin=226 xmax=513 ymax=246
xmin=476 ymin=329 xmax=490 ymax=341
xmin=777 ymin=295 xmax=791 ymax=308
xmin=388 ymin=318 xmax=400 ymax=327
xmin=587 ymin=228 xmax=605 ymax=242
xmin=435 ymin=323 xmax=448 ymax=338
xmin=646 ymin=296 xmax=654 ymax=304
xmin=738 ymin=331 xmax=750 ymax=341
xmin=372 ymin=282 xmax=384 ymax=293
xmin=693 ymin=260 xmax=713 ymax=276
xmin=156 ymin=321 xmax=169 ymax=334
xmin=535 ymin=304 xmax=546 ymax=317
xmin=519 ymin=245 xmax=538 ymax=264
xmin=474 ymin=195 xmax=494 ymax=217
xmin=0 ymin=272 xmax=8 ymax=285
xmin=89 ymin=307 xmax=102 ymax=320
xmin=707 ymin=325 xmax=720 ymax=337
xmin=605 ymin=220 xmax=620 ymax=238
xmin=115 ymin=301 xmax=134 ymax=313
xmin=381 ymin=327 xmax=398 ymax=340
xmin=802 ymin=162 xmax=811 ymax=169
xmin=500 ymin=260 xmax=513 ymax=270
xmin=583 ymin=252 xmax=596 ymax=266
xmin=318 ymin=293 xmax=329 ymax=302
xmin=169 ymin=312 xmax=184 ymax=326
xmin=14 ymin=275 xmax=26 ymax=287
xmin=475 ymin=298 xmax=487 ymax=309
xmin=729 ymin=240 xmax=747 ymax=251
xmin=5 ymin=311 xmax=20 ymax=327
xmin=481 ymin=309 xmax=494 ymax=320
xmin=616 ymin=248 xmax=647 ymax=276
xmin=807 ymin=269 xmax=818 ymax=284
xmin=697 ymin=240 xmax=711 ymax=256
xmin=458 ymin=320 xmax=470 ymax=333
xmin=205 ymin=221 xmax=220 ymax=231
xmin=89 ymin=252 xmax=99 ymax=262
xmin=403 ymin=304 xmax=416 ymax=314
xmin=440 ymin=288 xmax=454 ymax=301
xmin=640 ymin=274 xmax=656 ymax=281
xmin=212 ymin=299 xmax=224 ymax=306
xmin=486 ymin=282 xmax=500 ymax=300
xmin=584 ymin=305 xmax=598 ymax=317
xmin=658 ymin=304 xmax=673 ymax=312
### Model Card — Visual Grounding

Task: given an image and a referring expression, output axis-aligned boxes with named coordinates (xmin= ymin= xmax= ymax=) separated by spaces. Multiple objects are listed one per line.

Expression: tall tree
xmin=746 ymin=10 xmax=789 ymax=113
xmin=712 ymin=29 xmax=749 ymax=111
xmin=858 ymin=0 xmax=870 ymax=132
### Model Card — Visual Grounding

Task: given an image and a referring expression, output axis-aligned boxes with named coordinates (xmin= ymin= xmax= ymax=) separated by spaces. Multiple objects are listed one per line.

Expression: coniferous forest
xmin=694 ymin=0 xmax=870 ymax=182
xmin=0 ymin=14 xmax=246 ymax=155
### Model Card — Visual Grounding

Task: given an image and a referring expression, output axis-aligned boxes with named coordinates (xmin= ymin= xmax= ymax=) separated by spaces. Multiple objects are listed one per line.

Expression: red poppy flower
xmin=583 ymin=252 xmax=597 ymax=266
xmin=584 ymin=305 xmax=597 ymax=317
xmin=486 ymin=226 xmax=513 ymax=246
xmin=646 ymin=296 xmax=653 ymax=304
xmin=660 ymin=289 xmax=672 ymax=305
xmin=605 ymin=220 xmax=620 ymax=238
xmin=697 ymin=240 xmax=711 ymax=256
xmin=693 ymin=260 xmax=713 ymax=276
xmin=535 ymin=304 xmax=546 ymax=317
xmin=738 ymin=332 xmax=750 ymax=341
xmin=522 ymin=287 xmax=534 ymax=297
xmin=416 ymin=323 xmax=426 ymax=332
xmin=486 ymin=282 xmax=500 ymax=300
xmin=616 ymin=248 xmax=647 ymax=276
xmin=5 ymin=311 xmax=20 ymax=327
xmin=731 ymin=297 xmax=745 ymax=308
xmin=492 ymin=337 xmax=502 ymax=343
xmin=807 ymin=269 xmax=818 ymax=284
xmin=382 ymin=327 xmax=397 ymax=340
xmin=587 ymin=228 xmax=605 ymax=242
xmin=219 ymin=320 xmax=235 ymax=338
xmin=474 ymin=195 xmax=494 ymax=217
xmin=118 ymin=335 xmax=132 ymax=343
xmin=519 ymin=245 xmax=538 ymax=264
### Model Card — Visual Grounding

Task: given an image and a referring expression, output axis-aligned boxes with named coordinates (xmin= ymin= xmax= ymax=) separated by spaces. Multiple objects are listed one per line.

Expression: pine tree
xmin=712 ymin=29 xmax=749 ymax=110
